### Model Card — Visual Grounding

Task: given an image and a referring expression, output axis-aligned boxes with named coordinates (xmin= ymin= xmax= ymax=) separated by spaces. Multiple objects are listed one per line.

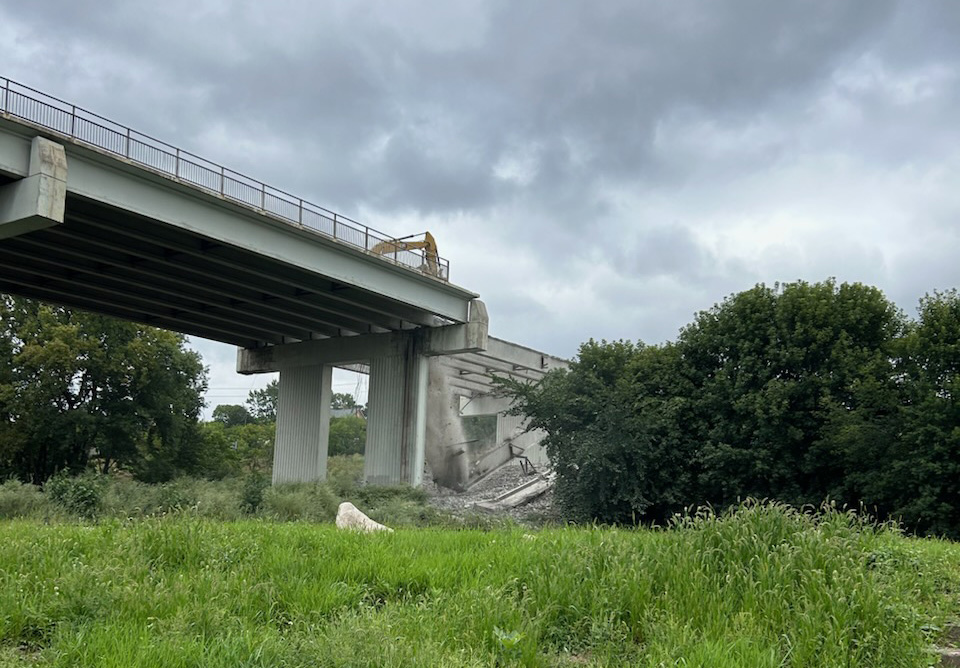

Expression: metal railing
xmin=0 ymin=76 xmax=450 ymax=281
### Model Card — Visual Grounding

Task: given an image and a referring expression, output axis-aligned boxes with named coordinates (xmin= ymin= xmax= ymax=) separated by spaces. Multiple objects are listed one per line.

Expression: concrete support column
xmin=364 ymin=339 xmax=428 ymax=486
xmin=272 ymin=364 xmax=332 ymax=484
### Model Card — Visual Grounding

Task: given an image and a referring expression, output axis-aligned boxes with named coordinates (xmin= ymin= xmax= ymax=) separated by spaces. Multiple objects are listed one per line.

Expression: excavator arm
xmin=370 ymin=231 xmax=440 ymax=276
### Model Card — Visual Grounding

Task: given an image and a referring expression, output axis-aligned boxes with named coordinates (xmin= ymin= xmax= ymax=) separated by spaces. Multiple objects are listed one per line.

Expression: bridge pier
xmin=273 ymin=364 xmax=332 ymax=484
xmin=364 ymin=341 xmax=429 ymax=486
xmin=238 ymin=300 xmax=487 ymax=486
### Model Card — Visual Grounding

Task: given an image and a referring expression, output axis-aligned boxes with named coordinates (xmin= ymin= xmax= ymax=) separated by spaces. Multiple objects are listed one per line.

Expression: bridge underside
xmin=0 ymin=124 xmax=487 ymax=488
xmin=0 ymin=180 xmax=443 ymax=348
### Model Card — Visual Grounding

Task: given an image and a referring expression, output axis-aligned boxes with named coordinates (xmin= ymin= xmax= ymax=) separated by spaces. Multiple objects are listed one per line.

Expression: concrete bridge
xmin=0 ymin=78 xmax=571 ymax=488
xmin=0 ymin=77 xmax=511 ymax=486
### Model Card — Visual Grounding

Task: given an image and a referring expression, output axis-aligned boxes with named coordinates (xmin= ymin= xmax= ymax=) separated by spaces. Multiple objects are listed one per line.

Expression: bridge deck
xmin=0 ymin=80 xmax=478 ymax=347
xmin=0 ymin=77 xmax=451 ymax=281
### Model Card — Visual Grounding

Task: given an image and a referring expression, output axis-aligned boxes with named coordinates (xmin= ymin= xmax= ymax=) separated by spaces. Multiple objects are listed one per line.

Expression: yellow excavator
xmin=370 ymin=231 xmax=440 ymax=277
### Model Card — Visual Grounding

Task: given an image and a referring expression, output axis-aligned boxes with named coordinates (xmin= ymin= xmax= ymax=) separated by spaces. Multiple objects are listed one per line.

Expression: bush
xmin=9 ymin=455 xmax=459 ymax=527
xmin=326 ymin=455 xmax=364 ymax=496
xmin=0 ymin=479 xmax=52 ymax=519
xmin=99 ymin=476 xmax=244 ymax=520
xmin=241 ymin=472 xmax=269 ymax=514
xmin=505 ymin=280 xmax=960 ymax=534
xmin=44 ymin=471 xmax=105 ymax=518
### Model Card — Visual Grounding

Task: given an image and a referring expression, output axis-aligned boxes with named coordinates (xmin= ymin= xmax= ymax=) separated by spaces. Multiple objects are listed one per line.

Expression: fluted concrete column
xmin=272 ymin=364 xmax=332 ymax=484
xmin=364 ymin=340 xmax=427 ymax=486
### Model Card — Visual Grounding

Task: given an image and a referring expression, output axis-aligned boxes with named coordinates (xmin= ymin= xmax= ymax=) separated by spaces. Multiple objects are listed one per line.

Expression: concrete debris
xmin=938 ymin=648 xmax=960 ymax=667
xmin=474 ymin=475 xmax=553 ymax=513
xmin=425 ymin=459 xmax=557 ymax=523
xmin=945 ymin=622 xmax=960 ymax=645
xmin=335 ymin=502 xmax=393 ymax=532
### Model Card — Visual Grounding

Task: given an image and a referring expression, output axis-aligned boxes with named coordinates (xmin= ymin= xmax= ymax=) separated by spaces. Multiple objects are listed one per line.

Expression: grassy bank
xmin=0 ymin=457 xmax=492 ymax=529
xmin=1 ymin=503 xmax=959 ymax=667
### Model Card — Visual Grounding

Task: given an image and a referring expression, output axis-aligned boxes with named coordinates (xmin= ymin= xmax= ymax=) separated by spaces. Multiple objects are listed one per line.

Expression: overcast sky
xmin=3 ymin=1 xmax=959 ymax=410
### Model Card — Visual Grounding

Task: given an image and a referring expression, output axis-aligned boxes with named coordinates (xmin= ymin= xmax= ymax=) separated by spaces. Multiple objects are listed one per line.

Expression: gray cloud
xmin=3 ymin=0 xmax=960 ymax=398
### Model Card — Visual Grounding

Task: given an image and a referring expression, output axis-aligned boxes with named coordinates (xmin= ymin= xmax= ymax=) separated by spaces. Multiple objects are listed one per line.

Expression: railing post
xmin=364 ymin=228 xmax=369 ymax=250
xmin=260 ymin=187 xmax=265 ymax=210
xmin=333 ymin=214 xmax=338 ymax=239
xmin=175 ymin=148 xmax=180 ymax=178
xmin=298 ymin=199 xmax=303 ymax=225
xmin=125 ymin=128 xmax=131 ymax=157
xmin=220 ymin=167 xmax=225 ymax=196
xmin=3 ymin=78 xmax=9 ymax=115
xmin=69 ymin=105 xmax=76 ymax=137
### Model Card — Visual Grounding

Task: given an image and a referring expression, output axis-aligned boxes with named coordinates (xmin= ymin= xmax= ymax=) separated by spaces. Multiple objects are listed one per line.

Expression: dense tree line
xmin=210 ymin=382 xmax=366 ymax=459
xmin=508 ymin=280 xmax=960 ymax=537
xmin=0 ymin=296 xmax=209 ymax=483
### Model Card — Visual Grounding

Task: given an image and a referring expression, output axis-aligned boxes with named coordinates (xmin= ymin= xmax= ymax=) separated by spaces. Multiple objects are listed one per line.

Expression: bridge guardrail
xmin=0 ymin=77 xmax=450 ymax=281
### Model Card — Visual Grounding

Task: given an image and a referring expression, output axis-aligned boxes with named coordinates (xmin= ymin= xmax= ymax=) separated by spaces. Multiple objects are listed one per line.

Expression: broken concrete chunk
xmin=938 ymin=647 xmax=960 ymax=667
xmin=335 ymin=502 xmax=393 ymax=532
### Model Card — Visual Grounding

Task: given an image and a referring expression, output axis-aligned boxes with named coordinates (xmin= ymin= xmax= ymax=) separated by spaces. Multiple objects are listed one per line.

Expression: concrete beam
xmin=460 ymin=394 xmax=515 ymax=417
xmin=475 ymin=336 xmax=569 ymax=373
xmin=0 ymin=137 xmax=66 ymax=238
xmin=236 ymin=299 xmax=489 ymax=373
xmin=0 ymin=121 xmax=31 ymax=177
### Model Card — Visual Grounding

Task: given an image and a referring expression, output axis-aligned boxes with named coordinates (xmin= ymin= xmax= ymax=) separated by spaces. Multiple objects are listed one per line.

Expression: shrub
xmin=0 ymin=479 xmax=51 ymax=519
xmin=326 ymin=455 xmax=364 ymax=496
xmin=241 ymin=472 xmax=269 ymax=514
xmin=44 ymin=471 xmax=105 ymax=518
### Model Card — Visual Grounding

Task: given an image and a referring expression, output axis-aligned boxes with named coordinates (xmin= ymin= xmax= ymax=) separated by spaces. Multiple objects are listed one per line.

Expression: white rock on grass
xmin=335 ymin=502 xmax=394 ymax=532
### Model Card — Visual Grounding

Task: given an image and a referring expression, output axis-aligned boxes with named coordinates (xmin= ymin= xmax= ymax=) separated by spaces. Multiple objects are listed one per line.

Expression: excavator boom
xmin=370 ymin=231 xmax=440 ymax=277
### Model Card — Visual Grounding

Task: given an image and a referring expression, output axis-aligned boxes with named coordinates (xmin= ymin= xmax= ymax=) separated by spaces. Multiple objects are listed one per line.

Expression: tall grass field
xmin=1 ymin=503 xmax=959 ymax=667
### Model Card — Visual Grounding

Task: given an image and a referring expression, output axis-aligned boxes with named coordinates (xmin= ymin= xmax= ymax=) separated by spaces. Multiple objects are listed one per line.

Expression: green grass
xmin=0 ymin=456 xmax=493 ymax=529
xmin=1 ymin=503 xmax=958 ymax=666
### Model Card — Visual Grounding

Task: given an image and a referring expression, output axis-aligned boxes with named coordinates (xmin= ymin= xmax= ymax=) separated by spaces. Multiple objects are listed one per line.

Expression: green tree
xmin=212 ymin=404 xmax=253 ymax=428
xmin=198 ymin=420 xmax=275 ymax=475
xmin=885 ymin=290 xmax=960 ymax=536
xmin=328 ymin=415 xmax=366 ymax=456
xmin=331 ymin=392 xmax=357 ymax=410
xmin=505 ymin=280 xmax=917 ymax=527
xmin=504 ymin=339 xmax=663 ymax=522
xmin=246 ymin=380 xmax=278 ymax=423
xmin=678 ymin=279 xmax=905 ymax=509
xmin=0 ymin=296 xmax=207 ymax=483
